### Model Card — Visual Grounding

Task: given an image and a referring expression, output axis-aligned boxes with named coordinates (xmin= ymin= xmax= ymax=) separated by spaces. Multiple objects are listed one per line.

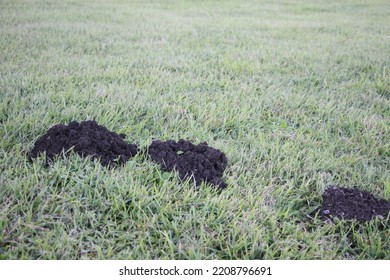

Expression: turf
xmin=1 ymin=0 xmax=389 ymax=259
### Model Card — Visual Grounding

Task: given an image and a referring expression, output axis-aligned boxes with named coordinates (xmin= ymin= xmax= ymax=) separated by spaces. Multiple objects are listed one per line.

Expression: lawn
xmin=0 ymin=0 xmax=389 ymax=259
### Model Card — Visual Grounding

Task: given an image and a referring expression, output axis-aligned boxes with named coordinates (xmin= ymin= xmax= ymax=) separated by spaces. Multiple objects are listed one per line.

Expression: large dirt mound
xmin=28 ymin=120 xmax=138 ymax=167
xmin=318 ymin=186 xmax=390 ymax=222
xmin=148 ymin=139 xmax=228 ymax=189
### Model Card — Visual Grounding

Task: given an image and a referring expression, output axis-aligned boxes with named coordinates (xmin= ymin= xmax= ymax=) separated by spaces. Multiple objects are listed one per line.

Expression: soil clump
xmin=148 ymin=139 xmax=228 ymax=189
xmin=317 ymin=186 xmax=390 ymax=222
xmin=28 ymin=120 xmax=138 ymax=167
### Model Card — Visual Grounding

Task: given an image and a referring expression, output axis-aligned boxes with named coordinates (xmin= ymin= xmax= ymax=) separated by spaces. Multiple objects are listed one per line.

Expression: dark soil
xmin=28 ymin=120 xmax=139 ymax=167
xmin=148 ymin=139 xmax=228 ymax=189
xmin=317 ymin=186 xmax=390 ymax=222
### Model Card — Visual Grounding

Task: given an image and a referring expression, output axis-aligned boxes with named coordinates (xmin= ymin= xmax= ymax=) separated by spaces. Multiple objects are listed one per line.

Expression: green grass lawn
xmin=1 ymin=0 xmax=389 ymax=259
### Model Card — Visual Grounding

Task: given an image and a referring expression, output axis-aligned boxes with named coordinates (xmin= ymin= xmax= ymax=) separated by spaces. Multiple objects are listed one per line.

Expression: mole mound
xmin=318 ymin=186 xmax=390 ymax=222
xmin=148 ymin=139 xmax=228 ymax=189
xmin=28 ymin=120 xmax=139 ymax=167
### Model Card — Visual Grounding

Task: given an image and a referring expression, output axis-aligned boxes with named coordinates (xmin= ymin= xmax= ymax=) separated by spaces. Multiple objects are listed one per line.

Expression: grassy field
xmin=1 ymin=0 xmax=389 ymax=260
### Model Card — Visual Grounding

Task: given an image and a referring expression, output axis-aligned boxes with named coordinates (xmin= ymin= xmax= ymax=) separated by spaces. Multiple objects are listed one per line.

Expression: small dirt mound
xmin=28 ymin=120 xmax=138 ymax=167
xmin=317 ymin=186 xmax=390 ymax=222
xmin=148 ymin=139 xmax=228 ymax=189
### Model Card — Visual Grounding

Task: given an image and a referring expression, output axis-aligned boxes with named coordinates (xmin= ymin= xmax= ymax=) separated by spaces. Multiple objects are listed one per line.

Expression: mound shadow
xmin=28 ymin=120 xmax=139 ymax=167
xmin=148 ymin=139 xmax=228 ymax=189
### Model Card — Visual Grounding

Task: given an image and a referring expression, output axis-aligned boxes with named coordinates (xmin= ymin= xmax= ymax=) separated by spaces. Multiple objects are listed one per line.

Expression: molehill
xmin=317 ymin=186 xmax=390 ymax=222
xmin=28 ymin=120 xmax=139 ymax=167
xmin=148 ymin=139 xmax=228 ymax=189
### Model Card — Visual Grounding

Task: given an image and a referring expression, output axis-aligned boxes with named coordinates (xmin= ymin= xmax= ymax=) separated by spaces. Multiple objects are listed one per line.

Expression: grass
xmin=1 ymin=0 xmax=389 ymax=259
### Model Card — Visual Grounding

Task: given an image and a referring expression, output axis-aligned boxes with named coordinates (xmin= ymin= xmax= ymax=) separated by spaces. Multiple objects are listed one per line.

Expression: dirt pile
xmin=28 ymin=120 xmax=138 ymax=167
xmin=318 ymin=186 xmax=390 ymax=222
xmin=148 ymin=139 xmax=228 ymax=189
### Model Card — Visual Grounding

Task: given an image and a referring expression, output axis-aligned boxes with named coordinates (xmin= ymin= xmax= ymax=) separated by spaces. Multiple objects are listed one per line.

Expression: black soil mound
xmin=148 ymin=139 xmax=228 ymax=189
xmin=28 ymin=120 xmax=138 ymax=167
xmin=317 ymin=186 xmax=390 ymax=222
